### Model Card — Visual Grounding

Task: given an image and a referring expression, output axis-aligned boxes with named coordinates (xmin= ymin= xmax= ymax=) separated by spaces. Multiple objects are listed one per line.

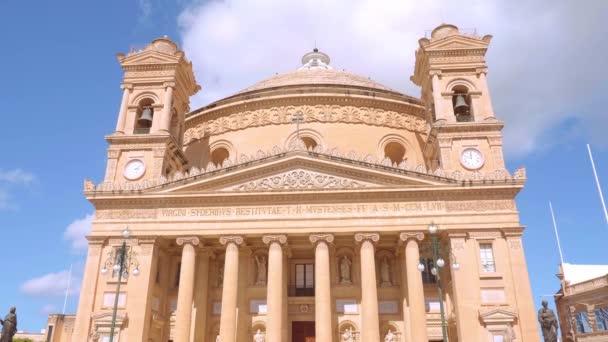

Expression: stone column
xmin=355 ymin=233 xmax=381 ymax=342
xmin=477 ymin=70 xmax=495 ymax=119
xmin=400 ymin=232 xmax=428 ymax=342
xmin=310 ymin=234 xmax=334 ymax=342
xmin=192 ymin=249 xmax=213 ymax=341
xmin=263 ymin=235 xmax=288 ymax=342
xmin=115 ymin=85 xmax=131 ymax=134
xmin=159 ymin=82 xmax=175 ymax=133
xmin=431 ymin=72 xmax=448 ymax=122
xmin=219 ymin=235 xmax=244 ymax=342
xmin=174 ymin=237 xmax=200 ymax=342
xmin=72 ymin=238 xmax=105 ymax=342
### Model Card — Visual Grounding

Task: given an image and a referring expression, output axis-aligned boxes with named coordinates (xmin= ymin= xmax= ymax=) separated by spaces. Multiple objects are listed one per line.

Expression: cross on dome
xmin=299 ymin=48 xmax=333 ymax=70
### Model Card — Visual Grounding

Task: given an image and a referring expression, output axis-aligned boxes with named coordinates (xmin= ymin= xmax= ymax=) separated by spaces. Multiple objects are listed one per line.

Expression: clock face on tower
xmin=460 ymin=148 xmax=484 ymax=170
xmin=123 ymin=159 xmax=146 ymax=180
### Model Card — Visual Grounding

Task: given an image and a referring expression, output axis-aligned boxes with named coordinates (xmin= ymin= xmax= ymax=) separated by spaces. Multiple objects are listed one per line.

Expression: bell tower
xmin=412 ymin=24 xmax=506 ymax=174
xmin=104 ymin=37 xmax=200 ymax=183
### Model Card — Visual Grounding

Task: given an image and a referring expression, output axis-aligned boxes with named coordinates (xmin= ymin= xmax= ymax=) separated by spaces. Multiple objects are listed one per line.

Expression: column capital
xmin=354 ymin=232 xmax=380 ymax=244
xmin=219 ymin=235 xmax=244 ymax=246
xmin=399 ymin=232 xmax=424 ymax=242
xmin=163 ymin=81 xmax=176 ymax=89
xmin=309 ymin=234 xmax=334 ymax=246
xmin=176 ymin=237 xmax=200 ymax=246
xmin=262 ymin=234 xmax=288 ymax=246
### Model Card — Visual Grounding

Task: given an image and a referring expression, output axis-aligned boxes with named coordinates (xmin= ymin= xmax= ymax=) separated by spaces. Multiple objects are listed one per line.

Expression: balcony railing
xmin=288 ymin=285 xmax=314 ymax=297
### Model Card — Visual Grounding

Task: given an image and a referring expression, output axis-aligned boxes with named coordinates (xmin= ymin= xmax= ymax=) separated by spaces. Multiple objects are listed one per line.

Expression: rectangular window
xmin=596 ymin=307 xmax=608 ymax=331
xmin=479 ymin=243 xmax=496 ymax=273
xmin=103 ymin=292 xmax=127 ymax=307
xmin=575 ymin=311 xmax=592 ymax=333
xmin=295 ymin=263 xmax=314 ymax=296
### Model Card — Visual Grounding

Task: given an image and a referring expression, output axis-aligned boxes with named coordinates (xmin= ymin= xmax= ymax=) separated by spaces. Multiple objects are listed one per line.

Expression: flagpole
xmin=587 ymin=144 xmax=608 ymax=224
xmin=549 ymin=202 xmax=565 ymax=265
xmin=63 ymin=264 xmax=73 ymax=315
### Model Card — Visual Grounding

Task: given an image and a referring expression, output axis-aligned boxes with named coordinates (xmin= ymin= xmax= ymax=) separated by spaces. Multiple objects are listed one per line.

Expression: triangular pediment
xmin=426 ymin=35 xmax=490 ymax=51
xmin=156 ymin=153 xmax=450 ymax=194
xmin=479 ymin=307 xmax=517 ymax=325
xmin=119 ymin=50 xmax=180 ymax=66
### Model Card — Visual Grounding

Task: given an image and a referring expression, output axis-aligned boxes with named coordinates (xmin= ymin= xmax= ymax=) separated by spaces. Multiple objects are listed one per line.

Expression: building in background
xmin=13 ymin=314 xmax=75 ymax=342
xmin=555 ymin=263 xmax=608 ymax=341
xmin=71 ymin=24 xmax=541 ymax=341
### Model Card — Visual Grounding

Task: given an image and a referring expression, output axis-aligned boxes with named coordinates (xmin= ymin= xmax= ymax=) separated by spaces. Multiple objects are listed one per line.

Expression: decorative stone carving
xmin=513 ymin=167 xmax=527 ymax=179
xmin=354 ymin=233 xmax=380 ymax=243
xmin=339 ymin=255 xmax=353 ymax=285
xmin=184 ymin=105 xmax=429 ymax=144
xmin=176 ymin=237 xmax=200 ymax=246
xmin=95 ymin=209 xmax=157 ymax=220
xmin=84 ymin=179 xmax=95 ymax=192
xmin=219 ymin=235 xmax=244 ymax=246
xmin=231 ymin=170 xmax=369 ymax=191
xmin=309 ymin=234 xmax=335 ymax=245
xmin=262 ymin=235 xmax=288 ymax=245
xmin=399 ymin=232 xmax=424 ymax=242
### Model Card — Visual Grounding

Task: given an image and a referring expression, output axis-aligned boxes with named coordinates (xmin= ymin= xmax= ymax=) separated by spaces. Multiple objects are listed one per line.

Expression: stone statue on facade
xmin=384 ymin=329 xmax=396 ymax=342
xmin=538 ymin=300 xmax=558 ymax=342
xmin=380 ymin=256 xmax=392 ymax=286
xmin=340 ymin=256 xmax=352 ymax=284
xmin=503 ymin=323 xmax=516 ymax=342
xmin=0 ymin=307 xmax=17 ymax=342
xmin=88 ymin=329 xmax=100 ymax=342
xmin=253 ymin=329 xmax=265 ymax=342
xmin=341 ymin=327 xmax=355 ymax=342
xmin=255 ymin=255 xmax=267 ymax=286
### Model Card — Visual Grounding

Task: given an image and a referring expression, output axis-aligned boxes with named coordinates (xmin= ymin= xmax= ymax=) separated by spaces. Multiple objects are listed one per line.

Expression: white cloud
xmin=20 ymin=270 xmax=80 ymax=297
xmin=138 ymin=0 xmax=152 ymax=22
xmin=0 ymin=169 xmax=36 ymax=185
xmin=0 ymin=189 xmax=11 ymax=210
xmin=63 ymin=214 xmax=94 ymax=252
xmin=177 ymin=0 xmax=608 ymax=158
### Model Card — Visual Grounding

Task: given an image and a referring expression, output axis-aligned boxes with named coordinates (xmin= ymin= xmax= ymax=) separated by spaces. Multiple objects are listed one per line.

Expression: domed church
xmin=72 ymin=24 xmax=541 ymax=342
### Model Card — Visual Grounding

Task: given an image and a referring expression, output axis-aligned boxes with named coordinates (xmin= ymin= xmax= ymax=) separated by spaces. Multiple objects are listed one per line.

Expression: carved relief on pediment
xmin=223 ymin=169 xmax=379 ymax=191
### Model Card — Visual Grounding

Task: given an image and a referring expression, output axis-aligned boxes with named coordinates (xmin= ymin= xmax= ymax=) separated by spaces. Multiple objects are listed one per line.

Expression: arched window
xmin=134 ymin=98 xmax=154 ymax=134
xmin=210 ymin=147 xmax=230 ymax=167
xmin=452 ymin=85 xmax=472 ymax=122
xmin=301 ymin=137 xmax=318 ymax=150
xmin=384 ymin=142 xmax=406 ymax=165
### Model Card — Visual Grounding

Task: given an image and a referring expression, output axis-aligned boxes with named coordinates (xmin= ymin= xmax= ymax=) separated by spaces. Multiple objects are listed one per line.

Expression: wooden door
xmin=292 ymin=321 xmax=315 ymax=342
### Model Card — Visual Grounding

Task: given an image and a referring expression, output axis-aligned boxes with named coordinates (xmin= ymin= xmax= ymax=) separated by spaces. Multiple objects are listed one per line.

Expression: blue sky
xmin=1 ymin=0 xmax=607 ymax=333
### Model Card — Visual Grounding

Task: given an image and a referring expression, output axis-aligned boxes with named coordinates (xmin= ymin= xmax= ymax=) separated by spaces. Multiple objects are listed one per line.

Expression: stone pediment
xmin=426 ymin=35 xmax=490 ymax=52
xmin=479 ymin=307 xmax=517 ymax=325
xmin=119 ymin=50 xmax=180 ymax=66
xmin=157 ymin=153 xmax=447 ymax=194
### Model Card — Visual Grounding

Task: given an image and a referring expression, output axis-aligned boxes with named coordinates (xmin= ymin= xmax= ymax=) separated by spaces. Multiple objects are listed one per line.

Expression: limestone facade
xmin=555 ymin=264 xmax=608 ymax=342
xmin=73 ymin=24 xmax=541 ymax=341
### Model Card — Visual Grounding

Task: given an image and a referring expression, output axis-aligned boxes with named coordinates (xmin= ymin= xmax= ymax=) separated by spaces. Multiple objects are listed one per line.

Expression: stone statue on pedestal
xmin=341 ymin=327 xmax=355 ymax=342
xmin=384 ymin=329 xmax=396 ymax=342
xmin=340 ymin=256 xmax=352 ymax=284
xmin=0 ymin=307 xmax=17 ymax=342
xmin=538 ymin=300 xmax=558 ymax=342
xmin=253 ymin=329 xmax=265 ymax=342
xmin=380 ymin=256 xmax=392 ymax=286
xmin=255 ymin=255 xmax=267 ymax=286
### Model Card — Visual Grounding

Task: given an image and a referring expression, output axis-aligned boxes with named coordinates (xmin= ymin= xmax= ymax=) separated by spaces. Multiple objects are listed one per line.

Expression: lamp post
xmin=418 ymin=223 xmax=459 ymax=342
xmin=100 ymin=227 xmax=139 ymax=342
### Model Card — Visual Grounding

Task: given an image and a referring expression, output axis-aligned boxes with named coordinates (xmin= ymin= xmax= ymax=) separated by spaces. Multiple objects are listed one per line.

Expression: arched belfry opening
xmin=452 ymin=86 xmax=472 ymax=122
xmin=134 ymin=98 xmax=154 ymax=134
xmin=301 ymin=136 xmax=318 ymax=150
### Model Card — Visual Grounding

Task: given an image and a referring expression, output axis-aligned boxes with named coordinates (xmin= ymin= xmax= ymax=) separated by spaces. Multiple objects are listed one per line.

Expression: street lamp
xmin=417 ymin=223 xmax=459 ymax=342
xmin=100 ymin=226 xmax=139 ymax=342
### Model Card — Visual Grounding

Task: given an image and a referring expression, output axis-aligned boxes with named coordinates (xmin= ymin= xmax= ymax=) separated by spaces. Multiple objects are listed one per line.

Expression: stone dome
xmin=237 ymin=48 xmax=397 ymax=95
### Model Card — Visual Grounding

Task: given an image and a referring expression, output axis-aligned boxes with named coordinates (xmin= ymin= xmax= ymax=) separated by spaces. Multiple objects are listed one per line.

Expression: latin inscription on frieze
xmin=95 ymin=200 xmax=515 ymax=221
